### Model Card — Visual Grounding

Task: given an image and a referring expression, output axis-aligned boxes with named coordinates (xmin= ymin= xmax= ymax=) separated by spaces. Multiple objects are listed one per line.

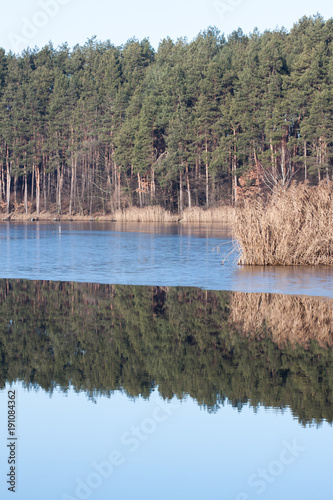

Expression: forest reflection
xmin=0 ymin=280 xmax=332 ymax=426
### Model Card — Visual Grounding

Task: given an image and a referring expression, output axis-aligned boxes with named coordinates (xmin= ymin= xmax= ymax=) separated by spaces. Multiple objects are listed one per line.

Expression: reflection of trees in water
xmin=0 ymin=280 xmax=332 ymax=426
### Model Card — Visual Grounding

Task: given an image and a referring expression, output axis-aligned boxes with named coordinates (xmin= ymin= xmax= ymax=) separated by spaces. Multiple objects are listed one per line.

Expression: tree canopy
xmin=0 ymin=15 xmax=333 ymax=215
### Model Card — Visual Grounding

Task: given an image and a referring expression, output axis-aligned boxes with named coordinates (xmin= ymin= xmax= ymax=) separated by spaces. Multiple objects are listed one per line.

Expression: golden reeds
xmin=112 ymin=205 xmax=235 ymax=223
xmin=181 ymin=206 xmax=235 ymax=223
xmin=113 ymin=206 xmax=175 ymax=222
xmin=230 ymin=292 xmax=333 ymax=349
xmin=234 ymin=181 xmax=333 ymax=265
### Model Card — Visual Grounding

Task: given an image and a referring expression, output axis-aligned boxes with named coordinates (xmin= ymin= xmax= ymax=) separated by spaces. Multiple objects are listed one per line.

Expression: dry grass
xmin=112 ymin=205 xmax=235 ymax=223
xmin=234 ymin=181 xmax=333 ymax=265
xmin=230 ymin=292 xmax=333 ymax=349
xmin=3 ymin=205 xmax=235 ymax=223
xmin=181 ymin=206 xmax=235 ymax=223
xmin=113 ymin=206 xmax=176 ymax=222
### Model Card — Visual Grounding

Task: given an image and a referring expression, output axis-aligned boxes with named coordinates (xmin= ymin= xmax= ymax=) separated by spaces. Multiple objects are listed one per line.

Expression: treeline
xmin=1 ymin=280 xmax=333 ymax=426
xmin=0 ymin=14 xmax=333 ymax=215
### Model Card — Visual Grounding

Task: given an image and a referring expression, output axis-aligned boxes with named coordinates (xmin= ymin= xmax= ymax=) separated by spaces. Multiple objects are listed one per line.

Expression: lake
xmin=1 ymin=221 xmax=333 ymax=296
xmin=0 ymin=222 xmax=332 ymax=500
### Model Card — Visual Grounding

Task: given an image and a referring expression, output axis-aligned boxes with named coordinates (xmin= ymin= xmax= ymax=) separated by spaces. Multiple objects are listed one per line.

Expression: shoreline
xmin=1 ymin=206 xmax=235 ymax=224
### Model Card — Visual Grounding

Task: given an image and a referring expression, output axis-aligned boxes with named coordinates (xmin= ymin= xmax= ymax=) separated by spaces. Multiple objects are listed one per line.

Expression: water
xmin=0 ymin=221 xmax=333 ymax=297
xmin=0 ymin=223 xmax=332 ymax=500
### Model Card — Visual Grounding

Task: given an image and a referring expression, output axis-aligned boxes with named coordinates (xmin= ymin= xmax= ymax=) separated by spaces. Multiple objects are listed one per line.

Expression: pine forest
xmin=0 ymin=14 xmax=332 ymax=217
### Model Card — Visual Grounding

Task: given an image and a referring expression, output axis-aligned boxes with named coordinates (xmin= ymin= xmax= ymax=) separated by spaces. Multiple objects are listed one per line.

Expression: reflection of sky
xmin=0 ymin=382 xmax=332 ymax=500
xmin=0 ymin=222 xmax=333 ymax=298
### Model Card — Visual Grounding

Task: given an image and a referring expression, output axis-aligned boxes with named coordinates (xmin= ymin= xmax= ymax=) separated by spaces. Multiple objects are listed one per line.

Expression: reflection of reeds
xmin=234 ymin=182 xmax=333 ymax=265
xmin=230 ymin=292 xmax=333 ymax=348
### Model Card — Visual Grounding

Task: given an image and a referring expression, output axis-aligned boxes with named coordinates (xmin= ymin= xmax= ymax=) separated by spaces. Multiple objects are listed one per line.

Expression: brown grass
xmin=234 ymin=181 xmax=333 ymax=265
xmin=113 ymin=206 xmax=176 ymax=222
xmin=181 ymin=206 xmax=235 ymax=223
xmin=2 ymin=204 xmax=236 ymax=224
xmin=230 ymin=292 xmax=333 ymax=349
xmin=105 ymin=205 xmax=235 ymax=223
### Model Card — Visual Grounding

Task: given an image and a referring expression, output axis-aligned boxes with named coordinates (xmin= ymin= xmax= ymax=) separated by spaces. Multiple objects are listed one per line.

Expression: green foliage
xmin=0 ymin=15 xmax=333 ymax=213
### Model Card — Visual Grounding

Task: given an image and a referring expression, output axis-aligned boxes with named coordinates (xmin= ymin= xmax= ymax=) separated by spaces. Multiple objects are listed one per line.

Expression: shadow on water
xmin=0 ymin=279 xmax=332 ymax=427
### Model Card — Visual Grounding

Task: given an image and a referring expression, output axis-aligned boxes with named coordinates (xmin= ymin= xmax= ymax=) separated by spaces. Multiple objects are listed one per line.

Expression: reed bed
xmin=230 ymin=292 xmax=333 ymax=349
xmin=181 ymin=206 xmax=235 ymax=223
xmin=112 ymin=205 xmax=235 ymax=223
xmin=113 ymin=206 xmax=176 ymax=222
xmin=234 ymin=181 xmax=333 ymax=266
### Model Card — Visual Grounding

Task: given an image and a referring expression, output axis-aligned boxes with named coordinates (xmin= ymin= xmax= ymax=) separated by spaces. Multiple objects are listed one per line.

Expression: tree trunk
xmin=57 ymin=164 xmax=64 ymax=215
xmin=35 ymin=165 xmax=40 ymax=216
xmin=6 ymin=147 xmax=11 ymax=215
xmin=138 ymin=172 xmax=142 ymax=209
xmin=6 ymin=172 xmax=11 ymax=215
xmin=31 ymin=166 xmax=34 ymax=205
xmin=81 ymin=162 xmax=86 ymax=215
xmin=179 ymin=170 xmax=183 ymax=214
xmin=69 ymin=154 xmax=75 ymax=216
xmin=186 ymin=162 xmax=191 ymax=208
xmin=24 ymin=172 xmax=28 ymax=214
xmin=205 ymin=139 xmax=209 ymax=207
xmin=13 ymin=176 xmax=17 ymax=206
xmin=116 ymin=165 xmax=121 ymax=210
xmin=232 ymin=157 xmax=237 ymax=205
xmin=151 ymin=165 xmax=155 ymax=204
xmin=107 ymin=156 xmax=113 ymax=214
xmin=43 ymin=156 xmax=47 ymax=211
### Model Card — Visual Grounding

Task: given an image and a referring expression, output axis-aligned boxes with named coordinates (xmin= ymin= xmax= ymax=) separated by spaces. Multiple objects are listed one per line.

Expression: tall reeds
xmin=113 ymin=206 xmax=175 ymax=222
xmin=112 ymin=205 xmax=235 ymax=223
xmin=181 ymin=206 xmax=235 ymax=223
xmin=234 ymin=181 xmax=333 ymax=265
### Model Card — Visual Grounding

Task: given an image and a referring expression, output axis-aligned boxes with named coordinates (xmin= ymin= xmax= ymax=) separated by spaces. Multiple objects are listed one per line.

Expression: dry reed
xmin=230 ymin=292 xmax=333 ymax=349
xmin=181 ymin=206 xmax=235 ymax=223
xmin=112 ymin=205 xmax=235 ymax=223
xmin=234 ymin=181 xmax=333 ymax=265
xmin=113 ymin=206 xmax=176 ymax=222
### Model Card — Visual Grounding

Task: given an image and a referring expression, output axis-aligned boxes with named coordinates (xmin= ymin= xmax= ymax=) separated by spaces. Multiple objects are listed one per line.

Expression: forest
xmin=0 ymin=14 xmax=333 ymax=216
xmin=1 ymin=280 xmax=333 ymax=426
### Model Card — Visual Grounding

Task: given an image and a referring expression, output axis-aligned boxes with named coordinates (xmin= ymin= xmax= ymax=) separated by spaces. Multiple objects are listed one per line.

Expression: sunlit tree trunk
xmin=186 ymin=162 xmax=191 ymax=208
xmin=24 ymin=171 xmax=28 ymax=214
xmin=35 ymin=164 xmax=40 ymax=216
xmin=179 ymin=170 xmax=183 ymax=214
xmin=205 ymin=139 xmax=209 ymax=207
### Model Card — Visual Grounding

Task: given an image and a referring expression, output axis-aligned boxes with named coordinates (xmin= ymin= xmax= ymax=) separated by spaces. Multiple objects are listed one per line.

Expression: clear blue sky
xmin=0 ymin=0 xmax=332 ymax=53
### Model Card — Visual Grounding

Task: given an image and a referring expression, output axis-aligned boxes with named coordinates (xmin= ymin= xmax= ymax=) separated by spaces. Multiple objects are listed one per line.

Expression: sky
xmin=0 ymin=0 xmax=332 ymax=54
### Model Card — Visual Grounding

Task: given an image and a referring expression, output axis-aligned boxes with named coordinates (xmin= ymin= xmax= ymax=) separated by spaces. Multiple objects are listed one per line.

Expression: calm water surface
xmin=0 ymin=223 xmax=332 ymax=499
xmin=0 ymin=221 xmax=332 ymax=297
